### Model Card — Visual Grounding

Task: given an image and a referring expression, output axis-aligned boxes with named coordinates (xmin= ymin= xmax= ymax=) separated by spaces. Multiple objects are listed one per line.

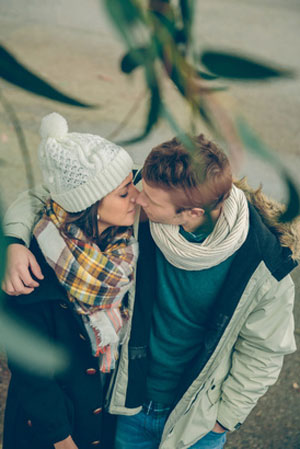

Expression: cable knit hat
xmin=38 ymin=112 xmax=133 ymax=212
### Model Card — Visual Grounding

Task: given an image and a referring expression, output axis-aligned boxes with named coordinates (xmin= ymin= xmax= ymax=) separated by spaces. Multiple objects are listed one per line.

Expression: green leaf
xmin=237 ymin=117 xmax=300 ymax=222
xmin=120 ymin=47 xmax=150 ymax=74
xmin=118 ymin=85 xmax=161 ymax=145
xmin=145 ymin=85 xmax=161 ymax=134
xmin=197 ymin=70 xmax=219 ymax=80
xmin=198 ymin=103 xmax=219 ymax=136
xmin=174 ymin=28 xmax=187 ymax=45
xmin=179 ymin=0 xmax=194 ymax=45
xmin=236 ymin=117 xmax=279 ymax=166
xmin=103 ymin=0 xmax=144 ymax=48
xmin=161 ymin=104 xmax=195 ymax=153
xmin=116 ymin=0 xmax=141 ymax=24
xmin=0 ymin=310 xmax=69 ymax=375
xmin=168 ymin=64 xmax=186 ymax=96
xmin=150 ymin=10 xmax=177 ymax=38
xmin=201 ymin=50 xmax=294 ymax=80
xmin=0 ymin=44 xmax=93 ymax=107
xmin=0 ymin=206 xmax=68 ymax=375
xmin=0 ymin=215 xmax=7 ymax=285
xmin=279 ymin=173 xmax=300 ymax=223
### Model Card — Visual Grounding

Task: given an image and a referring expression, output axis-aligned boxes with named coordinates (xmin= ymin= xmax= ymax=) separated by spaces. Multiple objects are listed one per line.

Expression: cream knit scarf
xmin=149 ymin=185 xmax=249 ymax=270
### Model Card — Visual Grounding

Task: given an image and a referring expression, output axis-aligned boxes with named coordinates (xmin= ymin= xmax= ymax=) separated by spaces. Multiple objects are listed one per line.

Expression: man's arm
xmin=2 ymin=244 xmax=44 ymax=295
xmin=3 ymin=184 xmax=50 ymax=247
xmin=2 ymin=185 xmax=49 ymax=295
xmin=54 ymin=436 xmax=78 ymax=449
xmin=217 ymin=275 xmax=296 ymax=431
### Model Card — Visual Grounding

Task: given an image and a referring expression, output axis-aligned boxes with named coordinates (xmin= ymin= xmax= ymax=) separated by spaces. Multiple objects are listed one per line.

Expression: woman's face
xmin=97 ymin=173 xmax=138 ymax=234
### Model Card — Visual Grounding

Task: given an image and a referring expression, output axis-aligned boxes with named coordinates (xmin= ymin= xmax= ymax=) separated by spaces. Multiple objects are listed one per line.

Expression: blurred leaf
xmin=197 ymin=70 xmax=219 ymax=80
xmin=168 ymin=63 xmax=186 ymax=96
xmin=103 ymin=0 xmax=144 ymax=48
xmin=145 ymin=85 xmax=161 ymax=133
xmin=120 ymin=47 xmax=150 ymax=74
xmin=0 ymin=208 xmax=68 ymax=375
xmin=118 ymin=85 xmax=161 ymax=145
xmin=201 ymin=50 xmax=294 ymax=80
xmin=161 ymin=104 xmax=195 ymax=153
xmin=179 ymin=0 xmax=194 ymax=45
xmin=0 ymin=310 xmax=68 ymax=375
xmin=0 ymin=89 xmax=35 ymax=188
xmin=198 ymin=103 xmax=219 ymax=136
xmin=174 ymin=28 xmax=187 ymax=44
xmin=138 ymin=85 xmax=161 ymax=137
xmin=237 ymin=117 xmax=300 ymax=222
xmin=0 ymin=44 xmax=94 ymax=107
xmin=152 ymin=35 xmax=187 ymax=96
xmin=150 ymin=10 xmax=176 ymax=38
xmin=198 ymin=86 xmax=228 ymax=93
xmin=114 ymin=0 xmax=141 ymax=24
xmin=0 ymin=213 xmax=7 ymax=285
xmin=236 ymin=117 xmax=279 ymax=166
xmin=279 ymin=173 xmax=300 ymax=222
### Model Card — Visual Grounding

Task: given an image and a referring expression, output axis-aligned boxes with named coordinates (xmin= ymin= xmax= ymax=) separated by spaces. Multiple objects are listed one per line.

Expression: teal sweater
xmin=146 ymin=228 xmax=235 ymax=404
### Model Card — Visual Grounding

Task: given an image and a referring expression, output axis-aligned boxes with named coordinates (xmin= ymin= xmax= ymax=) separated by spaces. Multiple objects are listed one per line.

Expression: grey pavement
xmin=0 ymin=1 xmax=299 ymax=448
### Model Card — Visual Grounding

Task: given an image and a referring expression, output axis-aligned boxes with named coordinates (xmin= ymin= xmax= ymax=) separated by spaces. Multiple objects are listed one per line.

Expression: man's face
xmin=136 ymin=179 xmax=184 ymax=225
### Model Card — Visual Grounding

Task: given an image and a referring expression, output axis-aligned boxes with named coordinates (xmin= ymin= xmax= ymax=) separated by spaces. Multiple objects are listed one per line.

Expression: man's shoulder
xmin=247 ymin=203 xmax=297 ymax=280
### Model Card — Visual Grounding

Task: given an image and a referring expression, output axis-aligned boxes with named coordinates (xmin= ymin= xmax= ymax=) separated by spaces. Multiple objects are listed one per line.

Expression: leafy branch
xmin=102 ymin=0 xmax=299 ymax=221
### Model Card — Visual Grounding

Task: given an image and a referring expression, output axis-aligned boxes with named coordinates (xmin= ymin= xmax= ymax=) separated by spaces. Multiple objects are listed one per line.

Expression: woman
xmin=3 ymin=113 xmax=139 ymax=449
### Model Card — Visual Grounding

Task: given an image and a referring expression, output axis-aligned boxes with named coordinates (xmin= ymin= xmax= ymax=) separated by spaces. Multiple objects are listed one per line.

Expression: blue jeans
xmin=115 ymin=401 xmax=227 ymax=449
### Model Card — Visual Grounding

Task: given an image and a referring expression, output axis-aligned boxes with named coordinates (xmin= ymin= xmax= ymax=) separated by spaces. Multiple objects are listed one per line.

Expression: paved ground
xmin=0 ymin=1 xmax=299 ymax=447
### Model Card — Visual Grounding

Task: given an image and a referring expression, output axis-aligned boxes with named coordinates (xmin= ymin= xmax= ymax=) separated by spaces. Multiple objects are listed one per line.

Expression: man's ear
xmin=184 ymin=207 xmax=205 ymax=218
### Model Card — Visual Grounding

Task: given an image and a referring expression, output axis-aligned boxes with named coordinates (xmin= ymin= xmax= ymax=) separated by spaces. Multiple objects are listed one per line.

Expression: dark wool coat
xmin=3 ymin=238 xmax=116 ymax=449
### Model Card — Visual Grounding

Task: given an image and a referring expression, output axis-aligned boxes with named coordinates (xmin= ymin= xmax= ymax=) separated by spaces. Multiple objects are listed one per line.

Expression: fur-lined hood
xmin=235 ymin=178 xmax=300 ymax=262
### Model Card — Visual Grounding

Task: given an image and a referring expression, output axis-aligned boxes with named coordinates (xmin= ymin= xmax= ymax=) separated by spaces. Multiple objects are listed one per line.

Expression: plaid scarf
xmin=33 ymin=201 xmax=138 ymax=372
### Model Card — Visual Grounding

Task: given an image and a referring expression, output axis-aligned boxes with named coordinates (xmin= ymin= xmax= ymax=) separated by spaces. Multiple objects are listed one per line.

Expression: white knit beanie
xmin=38 ymin=112 xmax=133 ymax=212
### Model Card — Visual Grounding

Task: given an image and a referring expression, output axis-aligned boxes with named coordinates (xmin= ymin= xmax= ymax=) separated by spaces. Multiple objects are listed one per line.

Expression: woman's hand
xmin=54 ymin=435 xmax=78 ymax=449
xmin=1 ymin=244 xmax=44 ymax=295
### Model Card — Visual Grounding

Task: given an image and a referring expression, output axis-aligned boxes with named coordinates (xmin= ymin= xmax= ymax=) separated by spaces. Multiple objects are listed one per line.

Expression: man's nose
xmin=136 ymin=191 xmax=147 ymax=207
xmin=130 ymin=185 xmax=139 ymax=202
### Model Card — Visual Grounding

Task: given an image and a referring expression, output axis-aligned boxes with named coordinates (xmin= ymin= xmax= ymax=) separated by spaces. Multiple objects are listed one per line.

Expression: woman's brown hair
xmin=59 ymin=200 xmax=128 ymax=250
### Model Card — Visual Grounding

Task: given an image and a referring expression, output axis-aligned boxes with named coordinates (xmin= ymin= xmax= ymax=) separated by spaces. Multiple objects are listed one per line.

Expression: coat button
xmin=86 ymin=368 xmax=97 ymax=375
xmin=27 ymin=420 xmax=32 ymax=427
xmin=91 ymin=441 xmax=100 ymax=445
xmin=93 ymin=407 xmax=102 ymax=415
xmin=59 ymin=303 xmax=68 ymax=309
xmin=79 ymin=333 xmax=86 ymax=341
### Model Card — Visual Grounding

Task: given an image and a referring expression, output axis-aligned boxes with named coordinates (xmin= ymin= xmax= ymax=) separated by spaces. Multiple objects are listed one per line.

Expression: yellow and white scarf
xmin=34 ymin=201 xmax=139 ymax=372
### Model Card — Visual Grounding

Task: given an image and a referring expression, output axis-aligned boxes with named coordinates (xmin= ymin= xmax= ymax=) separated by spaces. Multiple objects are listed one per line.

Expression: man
xmin=2 ymin=134 xmax=298 ymax=449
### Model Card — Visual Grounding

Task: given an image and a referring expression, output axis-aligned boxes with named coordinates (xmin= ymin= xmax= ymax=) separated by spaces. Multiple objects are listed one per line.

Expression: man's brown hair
xmin=142 ymin=134 xmax=232 ymax=211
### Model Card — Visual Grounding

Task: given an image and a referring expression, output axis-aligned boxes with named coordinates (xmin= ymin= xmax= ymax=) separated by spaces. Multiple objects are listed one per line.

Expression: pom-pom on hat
xmin=38 ymin=112 xmax=133 ymax=212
